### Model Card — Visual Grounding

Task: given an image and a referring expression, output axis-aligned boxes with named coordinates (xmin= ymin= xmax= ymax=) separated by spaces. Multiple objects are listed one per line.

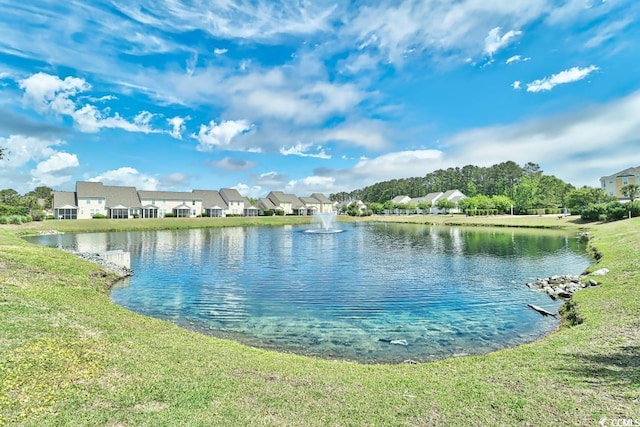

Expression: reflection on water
xmin=26 ymin=223 xmax=590 ymax=363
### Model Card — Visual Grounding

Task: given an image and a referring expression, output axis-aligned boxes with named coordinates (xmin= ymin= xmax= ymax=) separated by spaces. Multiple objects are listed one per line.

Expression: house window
xmin=98 ymin=199 xmax=103 ymax=204
xmin=192 ymin=209 xmax=196 ymax=215
xmin=86 ymin=199 xmax=90 ymax=204
xmin=152 ymin=199 xmax=155 ymax=204
xmin=623 ymin=178 xmax=629 ymax=185
xmin=192 ymin=200 xmax=196 ymax=205
xmin=609 ymin=180 xmax=613 ymax=184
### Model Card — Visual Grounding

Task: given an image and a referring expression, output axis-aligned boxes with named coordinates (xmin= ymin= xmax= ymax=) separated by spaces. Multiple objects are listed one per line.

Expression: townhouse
xmin=52 ymin=181 xmax=335 ymax=220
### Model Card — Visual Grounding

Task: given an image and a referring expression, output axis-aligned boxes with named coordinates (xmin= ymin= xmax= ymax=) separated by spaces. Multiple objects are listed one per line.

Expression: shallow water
xmin=27 ymin=223 xmax=590 ymax=363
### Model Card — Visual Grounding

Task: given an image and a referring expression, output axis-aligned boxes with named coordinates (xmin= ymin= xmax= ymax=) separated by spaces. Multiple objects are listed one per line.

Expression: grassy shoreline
xmin=1 ymin=216 xmax=639 ymax=425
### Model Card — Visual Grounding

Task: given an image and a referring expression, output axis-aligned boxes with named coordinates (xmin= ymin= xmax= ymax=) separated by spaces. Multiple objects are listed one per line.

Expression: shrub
xmin=0 ymin=216 xmax=7 ymax=224
xmin=275 ymin=210 xmax=285 ymax=216
xmin=45 ymin=215 xmax=55 ymax=220
xmin=9 ymin=215 xmax=23 ymax=224
xmin=0 ymin=205 xmax=29 ymax=216
xmin=164 ymin=212 xmax=175 ymax=218
xmin=581 ymin=204 xmax=607 ymax=221
xmin=92 ymin=213 xmax=107 ymax=219
xmin=133 ymin=213 xmax=139 ymax=219
xmin=262 ymin=210 xmax=273 ymax=216
xmin=628 ymin=201 xmax=640 ymax=218
xmin=605 ymin=202 xmax=627 ymax=221
xmin=30 ymin=209 xmax=45 ymax=221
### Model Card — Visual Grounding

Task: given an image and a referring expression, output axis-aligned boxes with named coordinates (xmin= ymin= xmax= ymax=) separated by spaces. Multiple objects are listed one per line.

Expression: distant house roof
xmin=192 ymin=190 xmax=228 ymax=209
xmin=391 ymin=195 xmax=411 ymax=204
xmin=76 ymin=181 xmax=105 ymax=199
xmin=52 ymin=191 xmax=77 ymax=208
xmin=267 ymin=191 xmax=288 ymax=205
xmin=310 ymin=193 xmax=332 ymax=204
xmin=104 ymin=185 xmax=141 ymax=208
xmin=138 ymin=190 xmax=201 ymax=201
xmin=282 ymin=193 xmax=305 ymax=209
xmin=299 ymin=196 xmax=319 ymax=205
xmin=257 ymin=198 xmax=281 ymax=211
xmin=219 ymin=188 xmax=244 ymax=203
xmin=75 ymin=181 xmax=141 ymax=208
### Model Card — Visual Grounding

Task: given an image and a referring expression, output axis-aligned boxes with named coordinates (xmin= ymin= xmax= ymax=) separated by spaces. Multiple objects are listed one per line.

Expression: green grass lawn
xmin=1 ymin=216 xmax=639 ymax=426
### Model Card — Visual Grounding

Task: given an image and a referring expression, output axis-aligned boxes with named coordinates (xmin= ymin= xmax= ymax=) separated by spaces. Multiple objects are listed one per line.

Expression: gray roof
xmin=192 ymin=190 xmax=228 ymax=209
xmin=52 ymin=191 xmax=77 ymax=208
xmin=76 ymin=181 xmax=105 ymax=198
xmin=391 ymin=195 xmax=410 ymax=204
xmin=257 ymin=198 xmax=281 ymax=211
xmin=138 ymin=190 xmax=201 ymax=201
xmin=282 ymin=193 xmax=305 ymax=209
xmin=104 ymin=185 xmax=142 ymax=208
xmin=267 ymin=191 xmax=288 ymax=205
xmin=442 ymin=190 xmax=464 ymax=200
xmin=219 ymin=188 xmax=244 ymax=203
xmin=310 ymin=193 xmax=332 ymax=204
xmin=299 ymin=196 xmax=320 ymax=205
xmin=74 ymin=181 xmax=141 ymax=208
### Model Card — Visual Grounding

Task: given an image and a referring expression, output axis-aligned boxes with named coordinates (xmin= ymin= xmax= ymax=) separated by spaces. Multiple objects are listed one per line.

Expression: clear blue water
xmin=26 ymin=223 xmax=590 ymax=363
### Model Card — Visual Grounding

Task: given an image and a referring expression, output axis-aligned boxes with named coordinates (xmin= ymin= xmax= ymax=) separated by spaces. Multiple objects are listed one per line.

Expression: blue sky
xmin=1 ymin=0 xmax=639 ymax=197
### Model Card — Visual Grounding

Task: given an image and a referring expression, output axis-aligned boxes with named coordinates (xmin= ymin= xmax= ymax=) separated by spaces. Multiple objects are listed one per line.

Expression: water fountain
xmin=305 ymin=212 xmax=343 ymax=233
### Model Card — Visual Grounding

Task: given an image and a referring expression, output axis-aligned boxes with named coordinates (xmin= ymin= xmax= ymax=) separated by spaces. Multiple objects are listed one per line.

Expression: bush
xmin=581 ymin=204 xmax=607 ymax=221
xmin=275 ymin=210 xmax=285 ymax=216
xmin=30 ymin=209 xmax=45 ymax=221
xmin=164 ymin=212 xmax=175 ymax=218
xmin=604 ymin=202 xmax=626 ymax=221
xmin=133 ymin=213 xmax=139 ymax=219
xmin=0 ymin=217 xmax=7 ymax=224
xmin=45 ymin=215 xmax=55 ymax=220
xmin=9 ymin=215 xmax=24 ymax=224
xmin=628 ymin=201 xmax=640 ymax=218
xmin=0 ymin=205 xmax=29 ymax=216
xmin=92 ymin=213 xmax=107 ymax=219
xmin=262 ymin=210 xmax=273 ymax=216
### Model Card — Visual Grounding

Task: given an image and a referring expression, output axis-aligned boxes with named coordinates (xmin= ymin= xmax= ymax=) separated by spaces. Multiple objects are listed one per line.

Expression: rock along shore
xmin=526 ymin=269 xmax=607 ymax=300
xmin=70 ymin=251 xmax=133 ymax=279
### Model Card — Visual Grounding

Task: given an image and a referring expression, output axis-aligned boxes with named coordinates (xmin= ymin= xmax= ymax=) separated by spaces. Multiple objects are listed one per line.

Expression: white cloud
xmin=280 ymin=143 xmax=331 ymax=159
xmin=167 ymin=116 xmax=188 ymax=139
xmin=351 ymin=149 xmax=444 ymax=180
xmin=506 ymin=55 xmax=530 ymax=64
xmin=159 ymin=172 xmax=191 ymax=188
xmin=443 ymin=89 xmax=640 ymax=186
xmin=484 ymin=27 xmax=523 ymax=56
xmin=512 ymin=81 xmax=522 ymax=90
xmin=214 ymin=48 xmax=228 ymax=55
xmin=284 ymin=176 xmax=338 ymax=196
xmin=192 ymin=119 xmax=254 ymax=151
xmin=0 ymin=134 xmax=61 ymax=168
xmin=19 ymin=72 xmax=163 ymax=134
xmin=233 ymin=183 xmax=262 ymax=199
xmin=256 ymin=171 xmax=287 ymax=186
xmin=89 ymin=167 xmax=159 ymax=190
xmin=526 ymin=65 xmax=598 ymax=92
xmin=31 ymin=152 xmax=79 ymax=187
xmin=0 ymin=134 xmax=78 ymax=191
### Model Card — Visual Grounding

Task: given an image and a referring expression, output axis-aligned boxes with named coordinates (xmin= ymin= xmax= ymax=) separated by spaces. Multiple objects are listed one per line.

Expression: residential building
xmin=310 ymin=193 xmax=334 ymax=213
xmin=219 ymin=188 xmax=245 ymax=215
xmin=138 ymin=190 xmax=202 ymax=218
xmin=51 ymin=180 xmax=335 ymax=219
xmin=192 ymin=190 xmax=227 ymax=217
xmin=76 ymin=181 xmax=142 ymax=219
xmin=267 ymin=191 xmax=293 ymax=214
xmin=52 ymin=191 xmax=78 ymax=219
xmin=256 ymin=197 xmax=282 ymax=215
xmin=600 ymin=166 xmax=640 ymax=201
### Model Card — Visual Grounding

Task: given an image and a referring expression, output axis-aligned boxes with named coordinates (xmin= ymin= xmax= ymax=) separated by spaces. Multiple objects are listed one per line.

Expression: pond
xmin=26 ymin=223 xmax=591 ymax=363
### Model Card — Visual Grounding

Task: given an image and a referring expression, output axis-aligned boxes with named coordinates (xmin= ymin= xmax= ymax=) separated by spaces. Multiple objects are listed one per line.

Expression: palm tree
xmin=621 ymin=184 xmax=640 ymax=202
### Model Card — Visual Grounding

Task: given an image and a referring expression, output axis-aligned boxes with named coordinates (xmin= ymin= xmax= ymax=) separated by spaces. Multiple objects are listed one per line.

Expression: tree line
xmin=331 ymin=160 xmax=640 ymax=221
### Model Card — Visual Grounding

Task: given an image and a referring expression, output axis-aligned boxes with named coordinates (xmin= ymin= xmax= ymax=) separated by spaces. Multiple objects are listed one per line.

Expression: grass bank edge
xmin=1 ymin=216 xmax=638 ymax=425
